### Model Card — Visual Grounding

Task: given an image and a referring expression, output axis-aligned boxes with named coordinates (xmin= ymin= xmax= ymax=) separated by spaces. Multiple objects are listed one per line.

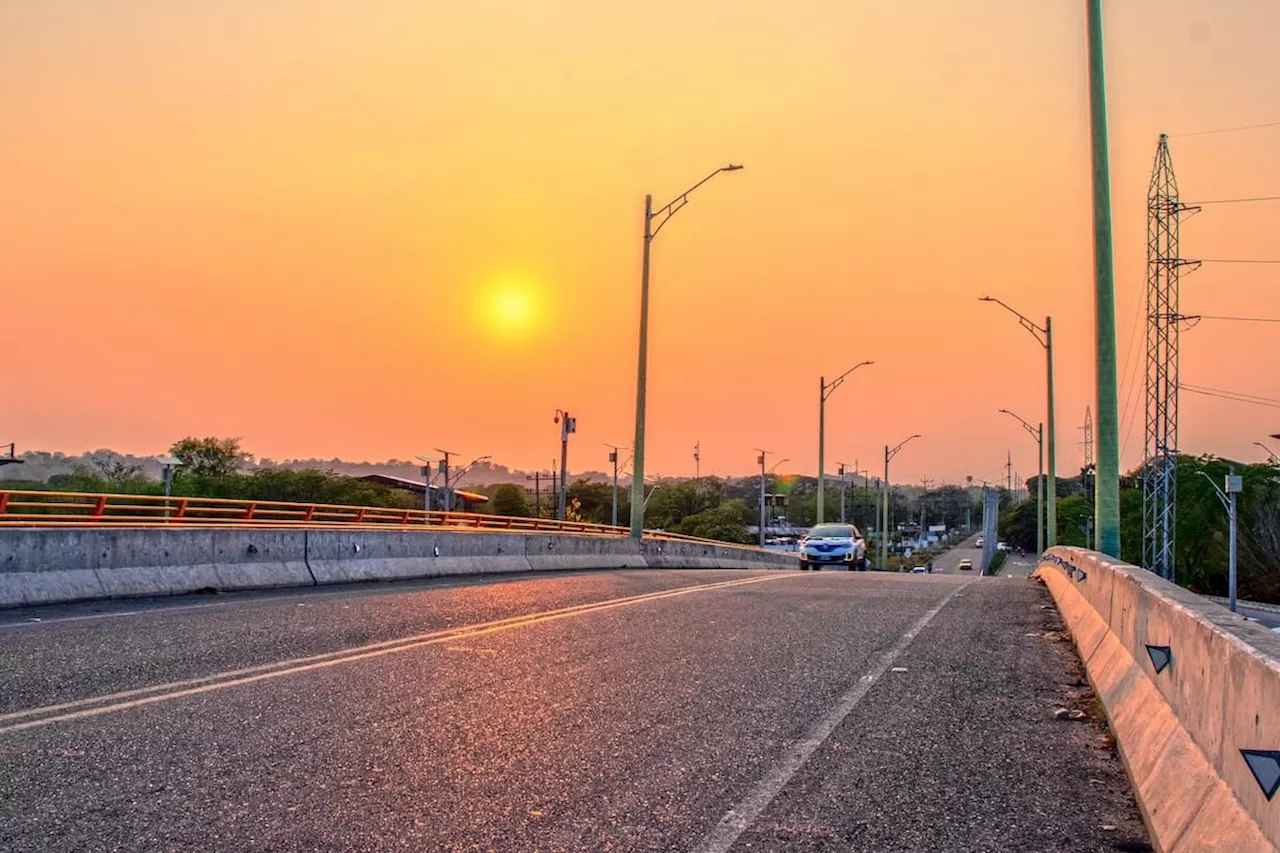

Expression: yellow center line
xmin=0 ymin=572 xmax=801 ymax=735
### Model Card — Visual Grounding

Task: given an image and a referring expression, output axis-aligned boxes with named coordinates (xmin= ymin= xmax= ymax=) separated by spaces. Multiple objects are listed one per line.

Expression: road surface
xmin=0 ymin=569 xmax=1148 ymax=852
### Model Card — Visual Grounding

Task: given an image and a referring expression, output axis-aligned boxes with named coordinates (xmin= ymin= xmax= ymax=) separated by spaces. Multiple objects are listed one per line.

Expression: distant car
xmin=910 ymin=566 xmax=928 ymax=575
xmin=958 ymin=558 xmax=973 ymax=571
xmin=799 ymin=523 xmax=869 ymax=571
xmin=997 ymin=542 xmax=1009 ymax=552
xmin=975 ymin=537 xmax=985 ymax=548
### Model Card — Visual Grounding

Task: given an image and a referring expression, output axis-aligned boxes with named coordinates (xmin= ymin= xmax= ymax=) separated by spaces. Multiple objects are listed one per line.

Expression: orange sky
xmin=4 ymin=0 xmax=1278 ymax=484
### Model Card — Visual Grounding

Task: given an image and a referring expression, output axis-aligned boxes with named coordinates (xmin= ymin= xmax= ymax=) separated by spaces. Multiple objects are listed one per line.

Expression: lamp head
xmin=723 ymin=164 xmax=744 ymax=172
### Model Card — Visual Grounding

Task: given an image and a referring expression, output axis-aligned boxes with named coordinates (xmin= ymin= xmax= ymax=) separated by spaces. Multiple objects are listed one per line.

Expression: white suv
xmin=799 ymin=523 xmax=869 ymax=571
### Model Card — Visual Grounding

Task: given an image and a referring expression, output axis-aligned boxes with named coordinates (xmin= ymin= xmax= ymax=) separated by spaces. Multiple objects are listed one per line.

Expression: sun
xmin=479 ymin=276 xmax=542 ymax=340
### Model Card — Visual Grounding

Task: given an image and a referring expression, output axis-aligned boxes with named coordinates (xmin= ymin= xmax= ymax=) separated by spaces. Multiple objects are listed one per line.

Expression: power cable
xmin=1185 ymin=195 xmax=1280 ymax=206
xmin=1181 ymin=383 xmax=1280 ymax=410
xmin=1171 ymin=120 xmax=1280 ymax=138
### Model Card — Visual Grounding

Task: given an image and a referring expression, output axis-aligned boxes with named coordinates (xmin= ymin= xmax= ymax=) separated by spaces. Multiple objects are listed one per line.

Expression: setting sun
xmin=479 ymin=277 xmax=542 ymax=341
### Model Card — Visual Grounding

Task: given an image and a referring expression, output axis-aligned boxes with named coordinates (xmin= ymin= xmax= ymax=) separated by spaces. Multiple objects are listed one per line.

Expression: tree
xmin=170 ymin=437 xmax=251 ymax=479
xmin=89 ymin=456 xmax=145 ymax=488
xmin=490 ymin=483 xmax=530 ymax=517
xmin=671 ymin=499 xmax=754 ymax=544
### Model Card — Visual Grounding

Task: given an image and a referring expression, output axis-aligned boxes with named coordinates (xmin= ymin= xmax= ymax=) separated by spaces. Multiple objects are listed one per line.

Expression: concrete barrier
xmin=1036 ymin=547 xmax=1280 ymax=852
xmin=0 ymin=528 xmax=797 ymax=608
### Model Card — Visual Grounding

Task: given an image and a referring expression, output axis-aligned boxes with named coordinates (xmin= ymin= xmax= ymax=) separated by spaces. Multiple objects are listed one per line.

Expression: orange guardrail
xmin=0 ymin=490 xmax=790 ymax=555
xmin=0 ymin=490 xmax=629 ymax=535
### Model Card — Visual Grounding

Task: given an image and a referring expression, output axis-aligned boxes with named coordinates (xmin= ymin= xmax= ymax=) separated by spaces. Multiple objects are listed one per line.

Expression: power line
xmin=1192 ymin=314 xmax=1280 ymax=324
xmin=1181 ymin=383 xmax=1280 ymax=410
xmin=1185 ymin=195 xmax=1280 ymax=206
xmin=1171 ymin=120 xmax=1280 ymax=138
xmin=1198 ymin=258 xmax=1280 ymax=265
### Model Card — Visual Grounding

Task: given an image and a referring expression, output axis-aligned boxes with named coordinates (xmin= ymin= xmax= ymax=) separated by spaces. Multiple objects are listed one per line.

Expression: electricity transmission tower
xmin=1142 ymin=134 xmax=1200 ymax=581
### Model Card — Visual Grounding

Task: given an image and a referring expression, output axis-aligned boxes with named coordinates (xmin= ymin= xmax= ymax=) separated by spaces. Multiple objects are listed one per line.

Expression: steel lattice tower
xmin=1142 ymin=134 xmax=1198 ymax=581
xmin=1082 ymin=406 xmax=1094 ymax=499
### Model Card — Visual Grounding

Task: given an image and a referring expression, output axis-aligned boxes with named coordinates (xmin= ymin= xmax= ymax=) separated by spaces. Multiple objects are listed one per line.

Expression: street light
xmin=817 ymin=361 xmax=873 ymax=524
xmin=980 ymin=296 xmax=1057 ymax=547
xmin=1198 ymin=470 xmax=1243 ymax=612
xmin=999 ymin=409 xmax=1044 ymax=555
xmin=881 ymin=435 xmax=921 ymax=570
xmin=630 ymin=164 xmax=744 ymax=539
xmin=754 ymin=449 xmax=788 ymax=546
xmin=1254 ymin=441 xmax=1279 ymax=464
xmin=450 ymin=455 xmax=492 ymax=512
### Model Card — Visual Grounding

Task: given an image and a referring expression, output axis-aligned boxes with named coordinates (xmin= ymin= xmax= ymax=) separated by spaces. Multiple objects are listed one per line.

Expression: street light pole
xmin=881 ymin=435 xmax=921 ymax=570
xmin=999 ymin=409 xmax=1044 ymax=555
xmin=1254 ymin=441 xmax=1279 ymax=464
xmin=630 ymin=165 xmax=743 ymax=540
xmin=817 ymin=361 xmax=873 ymax=524
xmin=435 ymin=449 xmax=455 ymax=513
xmin=838 ymin=463 xmax=848 ymax=524
xmin=605 ymin=444 xmax=625 ymax=527
xmin=555 ymin=410 xmax=576 ymax=521
xmin=980 ymin=297 xmax=1057 ymax=547
xmin=1199 ymin=470 xmax=1243 ymax=612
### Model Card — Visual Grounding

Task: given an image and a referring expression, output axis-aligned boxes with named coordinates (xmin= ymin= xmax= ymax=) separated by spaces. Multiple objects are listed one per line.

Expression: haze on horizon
xmin=4 ymin=1 xmax=1278 ymax=485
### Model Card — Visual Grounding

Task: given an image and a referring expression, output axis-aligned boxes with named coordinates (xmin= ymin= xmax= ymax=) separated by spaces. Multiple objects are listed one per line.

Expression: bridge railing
xmin=0 ymin=490 xmax=762 ymax=551
xmin=0 ymin=490 xmax=636 ymax=536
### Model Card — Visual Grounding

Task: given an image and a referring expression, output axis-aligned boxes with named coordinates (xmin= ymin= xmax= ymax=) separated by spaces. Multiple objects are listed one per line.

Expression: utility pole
xmin=630 ymin=165 xmax=743 ymax=540
xmin=435 ymin=449 xmax=455 ymax=513
xmin=525 ymin=470 xmax=542 ymax=519
xmin=756 ymin=449 xmax=770 ymax=547
xmin=837 ymin=463 xmax=849 ymax=524
xmin=420 ymin=461 xmax=433 ymax=512
xmin=817 ymin=362 xmax=874 ymax=524
xmin=1006 ymin=450 xmax=1013 ymax=494
xmin=1086 ymin=0 xmax=1121 ymax=558
xmin=881 ymin=435 xmax=921 ymax=570
xmin=693 ymin=441 xmax=700 ymax=479
xmin=555 ymin=410 xmax=576 ymax=521
xmin=605 ymin=444 xmax=624 ymax=527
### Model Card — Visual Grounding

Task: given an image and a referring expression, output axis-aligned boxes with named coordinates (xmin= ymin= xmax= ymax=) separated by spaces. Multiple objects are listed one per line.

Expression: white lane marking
xmin=0 ymin=573 xmax=799 ymax=734
xmin=691 ymin=580 xmax=972 ymax=853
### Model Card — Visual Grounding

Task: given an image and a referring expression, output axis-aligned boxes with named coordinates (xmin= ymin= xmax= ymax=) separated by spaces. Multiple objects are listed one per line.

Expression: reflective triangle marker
xmin=1241 ymin=750 xmax=1280 ymax=801
xmin=1145 ymin=644 xmax=1172 ymax=675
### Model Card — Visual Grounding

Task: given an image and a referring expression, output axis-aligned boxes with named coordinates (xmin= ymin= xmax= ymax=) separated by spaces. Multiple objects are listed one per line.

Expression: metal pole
xmin=817 ymin=376 xmax=826 ymax=524
xmin=559 ymin=420 xmax=569 ymax=521
xmin=629 ymin=194 xmax=653 ymax=540
xmin=1037 ymin=423 xmax=1045 ymax=555
xmin=759 ymin=454 xmax=767 ymax=548
xmin=881 ymin=445 xmax=890 ymax=570
xmin=1087 ymin=0 xmax=1121 ymax=557
xmin=611 ymin=451 xmax=619 ymax=527
xmin=1229 ymin=488 xmax=1238 ymax=614
xmin=839 ymin=466 xmax=847 ymax=524
xmin=534 ymin=472 xmax=540 ymax=518
xmin=441 ymin=454 xmax=452 ymax=513
xmin=1046 ymin=316 xmax=1058 ymax=547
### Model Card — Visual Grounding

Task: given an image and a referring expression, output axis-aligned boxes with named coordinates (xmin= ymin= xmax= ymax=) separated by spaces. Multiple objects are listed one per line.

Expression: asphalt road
xmin=0 ymin=569 xmax=1149 ymax=852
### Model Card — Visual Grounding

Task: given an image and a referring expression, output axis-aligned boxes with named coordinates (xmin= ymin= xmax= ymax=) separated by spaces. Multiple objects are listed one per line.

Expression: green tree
xmin=671 ymin=499 xmax=753 ymax=544
xmin=490 ymin=483 xmax=531 ymax=517
xmin=170 ymin=437 xmax=251 ymax=479
xmin=566 ymin=480 xmax=614 ymax=524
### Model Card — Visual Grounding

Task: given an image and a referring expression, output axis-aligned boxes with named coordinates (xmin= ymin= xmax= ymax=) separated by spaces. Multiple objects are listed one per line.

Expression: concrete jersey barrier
xmin=0 ymin=528 xmax=799 ymax=608
xmin=1035 ymin=546 xmax=1280 ymax=853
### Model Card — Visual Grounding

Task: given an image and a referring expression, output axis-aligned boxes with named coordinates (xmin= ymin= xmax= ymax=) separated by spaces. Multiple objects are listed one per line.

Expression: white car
xmin=798 ymin=523 xmax=869 ymax=571
xmin=975 ymin=537 xmax=985 ymax=548
xmin=910 ymin=566 xmax=928 ymax=575
xmin=997 ymin=542 xmax=1009 ymax=552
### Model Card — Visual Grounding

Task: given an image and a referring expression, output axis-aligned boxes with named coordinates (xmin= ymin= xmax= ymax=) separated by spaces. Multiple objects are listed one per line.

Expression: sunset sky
xmin=4 ymin=0 xmax=1278 ymax=485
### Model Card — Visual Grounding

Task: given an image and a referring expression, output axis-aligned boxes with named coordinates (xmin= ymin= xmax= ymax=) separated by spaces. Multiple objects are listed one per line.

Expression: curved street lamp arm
xmin=823 ymin=360 xmax=875 ymax=400
xmin=887 ymin=434 xmax=922 ymax=461
xmin=998 ymin=409 xmax=1040 ymax=442
xmin=1195 ymin=470 xmax=1230 ymax=509
xmin=979 ymin=296 xmax=1048 ymax=347
xmin=649 ymin=164 xmax=744 ymax=239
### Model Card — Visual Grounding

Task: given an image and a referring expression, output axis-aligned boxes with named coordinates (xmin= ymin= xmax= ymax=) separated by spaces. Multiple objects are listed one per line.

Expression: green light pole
xmin=1087 ymin=0 xmax=1121 ymax=557
xmin=817 ymin=361 xmax=873 ymax=524
xmin=999 ymin=409 xmax=1044 ymax=555
xmin=630 ymin=165 xmax=744 ymax=540
xmin=979 ymin=297 xmax=1056 ymax=547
